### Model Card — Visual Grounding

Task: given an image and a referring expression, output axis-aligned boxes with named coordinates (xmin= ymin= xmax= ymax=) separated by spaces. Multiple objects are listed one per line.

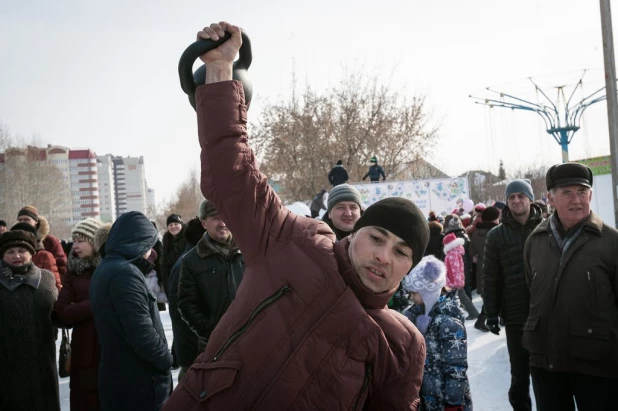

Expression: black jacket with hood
xmin=90 ymin=211 xmax=173 ymax=411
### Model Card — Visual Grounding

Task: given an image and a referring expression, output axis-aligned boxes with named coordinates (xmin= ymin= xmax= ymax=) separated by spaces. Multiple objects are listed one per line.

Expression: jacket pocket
xmin=586 ymin=271 xmax=597 ymax=311
xmin=567 ymin=322 xmax=611 ymax=362
xmin=180 ymin=360 xmax=241 ymax=403
xmin=521 ymin=316 xmax=544 ymax=354
xmin=353 ymin=363 xmax=372 ymax=411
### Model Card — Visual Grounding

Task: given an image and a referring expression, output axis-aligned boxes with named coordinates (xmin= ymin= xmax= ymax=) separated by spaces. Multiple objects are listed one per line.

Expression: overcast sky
xmin=0 ymin=0 xmax=614 ymax=203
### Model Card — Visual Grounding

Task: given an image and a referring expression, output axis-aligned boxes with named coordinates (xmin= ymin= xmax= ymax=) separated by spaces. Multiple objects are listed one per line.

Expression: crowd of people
xmin=0 ymin=21 xmax=616 ymax=411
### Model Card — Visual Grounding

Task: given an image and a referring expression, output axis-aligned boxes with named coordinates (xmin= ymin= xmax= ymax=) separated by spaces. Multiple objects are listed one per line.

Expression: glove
xmin=487 ymin=317 xmax=501 ymax=335
xmin=445 ymin=406 xmax=464 ymax=411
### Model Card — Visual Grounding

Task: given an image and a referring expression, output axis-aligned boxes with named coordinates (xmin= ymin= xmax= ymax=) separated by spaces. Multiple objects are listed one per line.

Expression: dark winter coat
xmin=162 ymin=227 xmax=187 ymax=293
xmin=53 ymin=252 xmax=102 ymax=411
xmin=468 ymin=221 xmax=498 ymax=297
xmin=163 ymin=81 xmax=426 ymax=410
xmin=328 ymin=164 xmax=349 ymax=186
xmin=90 ymin=211 xmax=173 ymax=411
xmin=405 ymin=291 xmax=472 ymax=411
xmin=0 ymin=262 xmax=60 ymax=411
xmin=39 ymin=215 xmax=68 ymax=278
xmin=522 ymin=212 xmax=618 ymax=378
xmin=425 ymin=221 xmax=444 ymax=260
xmin=362 ymin=164 xmax=386 ymax=182
xmin=483 ymin=204 xmax=543 ymax=324
xmin=178 ymin=233 xmax=245 ymax=351
xmin=309 ymin=190 xmax=327 ymax=215
xmin=168 ymin=246 xmax=200 ymax=367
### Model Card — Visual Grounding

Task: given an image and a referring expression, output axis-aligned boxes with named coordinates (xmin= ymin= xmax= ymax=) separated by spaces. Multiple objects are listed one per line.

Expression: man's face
xmin=202 ymin=215 xmax=230 ymax=243
xmin=348 ymin=226 xmax=413 ymax=294
xmin=0 ymin=226 xmax=6 ymax=234
xmin=17 ymin=215 xmax=37 ymax=227
xmin=507 ymin=193 xmax=531 ymax=217
xmin=329 ymin=201 xmax=361 ymax=232
xmin=548 ymin=185 xmax=592 ymax=229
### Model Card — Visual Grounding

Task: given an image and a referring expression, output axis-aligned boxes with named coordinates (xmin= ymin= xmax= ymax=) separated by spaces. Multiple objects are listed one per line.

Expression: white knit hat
xmin=402 ymin=255 xmax=446 ymax=315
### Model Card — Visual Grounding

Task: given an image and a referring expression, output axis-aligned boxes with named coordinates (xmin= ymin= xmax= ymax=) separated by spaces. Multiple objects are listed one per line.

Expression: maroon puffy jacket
xmin=164 ymin=81 xmax=425 ymax=410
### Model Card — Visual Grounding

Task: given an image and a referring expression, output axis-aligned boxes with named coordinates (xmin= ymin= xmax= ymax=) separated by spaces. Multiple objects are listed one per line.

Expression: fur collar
xmin=0 ymin=262 xmax=41 ymax=291
xmin=36 ymin=215 xmax=51 ymax=241
xmin=196 ymin=232 xmax=239 ymax=259
xmin=67 ymin=251 xmax=101 ymax=275
xmin=444 ymin=237 xmax=465 ymax=254
xmin=428 ymin=221 xmax=443 ymax=232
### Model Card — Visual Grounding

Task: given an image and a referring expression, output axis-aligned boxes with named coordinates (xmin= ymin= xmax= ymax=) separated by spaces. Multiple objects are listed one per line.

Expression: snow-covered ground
xmin=58 ymin=294 xmax=535 ymax=410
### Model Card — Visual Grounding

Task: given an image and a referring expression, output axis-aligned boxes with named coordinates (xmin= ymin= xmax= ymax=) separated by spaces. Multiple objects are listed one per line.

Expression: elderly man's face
xmin=548 ymin=185 xmax=592 ymax=230
xmin=348 ymin=226 xmax=413 ymax=294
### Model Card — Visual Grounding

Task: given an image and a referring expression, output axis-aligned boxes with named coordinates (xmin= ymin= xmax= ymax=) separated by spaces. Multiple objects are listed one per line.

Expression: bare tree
xmin=251 ymin=67 xmax=439 ymax=201
xmin=157 ymin=169 xmax=204 ymax=231
xmin=0 ymin=145 xmax=70 ymax=235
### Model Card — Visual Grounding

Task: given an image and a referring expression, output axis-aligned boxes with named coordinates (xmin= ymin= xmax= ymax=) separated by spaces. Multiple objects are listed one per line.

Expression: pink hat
xmin=474 ymin=203 xmax=486 ymax=212
xmin=443 ymin=232 xmax=457 ymax=246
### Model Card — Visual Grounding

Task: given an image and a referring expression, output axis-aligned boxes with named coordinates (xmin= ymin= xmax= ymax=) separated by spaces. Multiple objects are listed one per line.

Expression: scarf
xmin=549 ymin=213 xmax=587 ymax=256
xmin=67 ymin=252 xmax=101 ymax=275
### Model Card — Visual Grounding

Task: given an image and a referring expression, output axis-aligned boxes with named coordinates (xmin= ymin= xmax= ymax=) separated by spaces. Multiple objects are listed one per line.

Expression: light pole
xmin=600 ymin=0 xmax=618 ymax=228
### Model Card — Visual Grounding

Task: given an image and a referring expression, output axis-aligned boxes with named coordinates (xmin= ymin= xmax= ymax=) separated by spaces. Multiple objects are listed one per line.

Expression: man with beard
xmin=177 ymin=199 xmax=245 ymax=352
xmin=483 ymin=179 xmax=543 ymax=411
xmin=321 ymin=184 xmax=362 ymax=240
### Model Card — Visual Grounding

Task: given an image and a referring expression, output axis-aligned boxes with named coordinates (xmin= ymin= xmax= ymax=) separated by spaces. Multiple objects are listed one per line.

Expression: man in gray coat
xmin=523 ymin=163 xmax=618 ymax=410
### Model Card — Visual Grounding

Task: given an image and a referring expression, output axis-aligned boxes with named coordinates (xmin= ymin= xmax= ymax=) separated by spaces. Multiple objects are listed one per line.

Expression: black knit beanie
xmin=353 ymin=197 xmax=429 ymax=269
xmin=166 ymin=213 xmax=183 ymax=226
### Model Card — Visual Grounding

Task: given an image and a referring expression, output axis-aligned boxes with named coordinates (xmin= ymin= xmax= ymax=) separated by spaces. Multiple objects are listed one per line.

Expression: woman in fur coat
xmin=0 ymin=229 xmax=60 ymax=411
xmin=53 ymin=218 xmax=107 ymax=411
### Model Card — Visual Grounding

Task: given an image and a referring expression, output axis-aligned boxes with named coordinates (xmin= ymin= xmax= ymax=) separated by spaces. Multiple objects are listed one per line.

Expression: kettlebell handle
xmin=178 ymin=30 xmax=252 ymax=110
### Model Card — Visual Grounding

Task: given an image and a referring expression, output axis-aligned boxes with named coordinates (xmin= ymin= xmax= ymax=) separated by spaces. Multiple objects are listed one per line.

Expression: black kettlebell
xmin=178 ymin=30 xmax=252 ymax=111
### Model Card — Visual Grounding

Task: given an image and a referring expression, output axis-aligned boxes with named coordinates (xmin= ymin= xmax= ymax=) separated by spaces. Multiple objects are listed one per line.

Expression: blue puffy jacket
xmin=404 ymin=291 xmax=472 ymax=411
xmin=90 ymin=211 xmax=173 ymax=411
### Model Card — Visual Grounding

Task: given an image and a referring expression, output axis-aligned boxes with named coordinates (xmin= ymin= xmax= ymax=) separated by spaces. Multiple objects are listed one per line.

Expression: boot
xmin=474 ymin=314 xmax=489 ymax=332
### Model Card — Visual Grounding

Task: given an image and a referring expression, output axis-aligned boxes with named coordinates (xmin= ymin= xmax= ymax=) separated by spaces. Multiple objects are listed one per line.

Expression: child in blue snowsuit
xmin=402 ymin=255 xmax=473 ymax=411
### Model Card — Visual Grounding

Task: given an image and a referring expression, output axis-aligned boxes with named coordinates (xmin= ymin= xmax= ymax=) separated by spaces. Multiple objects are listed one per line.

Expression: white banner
xmin=353 ymin=178 xmax=470 ymax=217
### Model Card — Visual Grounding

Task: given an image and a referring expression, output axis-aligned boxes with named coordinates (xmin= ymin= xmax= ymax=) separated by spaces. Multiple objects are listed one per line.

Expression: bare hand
xmin=196 ymin=21 xmax=242 ymax=65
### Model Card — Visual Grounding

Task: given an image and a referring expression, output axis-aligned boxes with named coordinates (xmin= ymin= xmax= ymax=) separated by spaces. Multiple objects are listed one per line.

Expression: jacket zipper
xmin=212 ymin=285 xmax=291 ymax=362
xmin=354 ymin=363 xmax=372 ymax=411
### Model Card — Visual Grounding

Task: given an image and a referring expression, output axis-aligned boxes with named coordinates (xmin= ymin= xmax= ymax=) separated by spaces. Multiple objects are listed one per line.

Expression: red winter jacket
xmin=32 ymin=250 xmax=61 ymax=290
xmin=164 ymin=81 xmax=425 ymax=410
xmin=43 ymin=235 xmax=68 ymax=278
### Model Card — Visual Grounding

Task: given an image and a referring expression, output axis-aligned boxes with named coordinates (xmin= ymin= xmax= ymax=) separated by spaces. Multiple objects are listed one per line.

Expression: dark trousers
xmin=531 ymin=367 xmax=616 ymax=411
xmin=505 ymin=325 xmax=532 ymax=411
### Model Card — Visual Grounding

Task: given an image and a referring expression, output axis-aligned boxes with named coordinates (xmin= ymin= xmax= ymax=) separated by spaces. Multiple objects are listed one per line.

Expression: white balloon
xmin=462 ymin=199 xmax=474 ymax=212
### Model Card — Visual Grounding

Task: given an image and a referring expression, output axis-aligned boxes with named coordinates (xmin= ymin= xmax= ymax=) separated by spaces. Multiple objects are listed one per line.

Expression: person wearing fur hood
xmin=17 ymin=206 xmax=68 ymax=278
xmin=53 ymin=218 xmax=107 ymax=411
xmin=403 ymin=256 xmax=472 ymax=411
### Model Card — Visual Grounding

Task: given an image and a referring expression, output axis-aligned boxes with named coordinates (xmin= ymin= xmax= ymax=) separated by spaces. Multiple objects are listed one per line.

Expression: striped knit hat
xmin=327 ymin=184 xmax=362 ymax=213
xmin=72 ymin=218 xmax=104 ymax=243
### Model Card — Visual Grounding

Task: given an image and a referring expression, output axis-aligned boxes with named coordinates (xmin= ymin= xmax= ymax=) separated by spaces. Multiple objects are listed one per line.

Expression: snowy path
xmin=58 ymin=294 xmax=535 ymax=410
